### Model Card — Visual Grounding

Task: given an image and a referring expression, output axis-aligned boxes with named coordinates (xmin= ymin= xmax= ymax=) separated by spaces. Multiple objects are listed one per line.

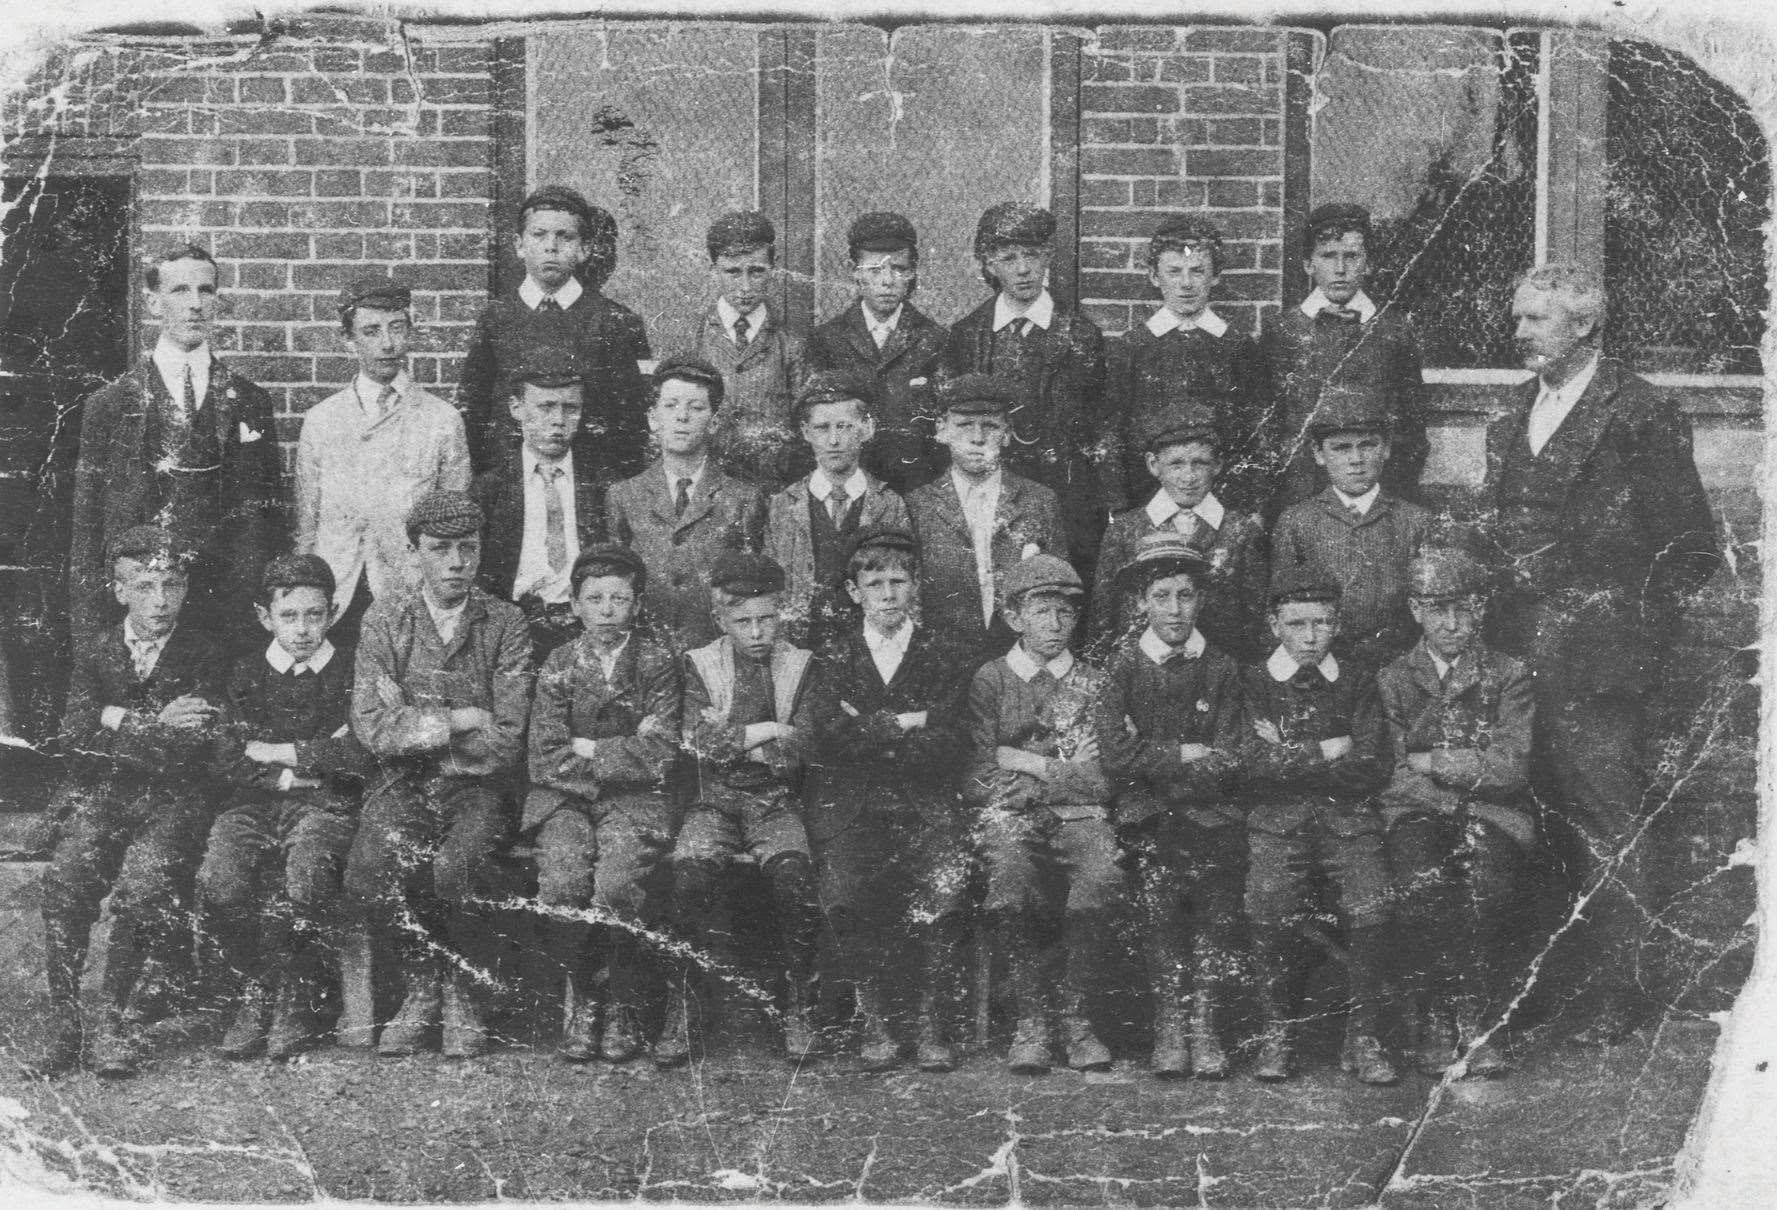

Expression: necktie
xmin=378 ymin=385 xmax=398 ymax=419
xmin=130 ymin=637 xmax=159 ymax=678
xmin=537 ymin=296 xmax=561 ymax=313
xmin=733 ymin=313 xmax=751 ymax=348
xmin=1291 ymin=667 xmax=1325 ymax=690
xmin=540 ymin=463 xmax=568 ymax=571
xmin=827 ymin=485 xmax=849 ymax=526
xmin=1017 ymin=318 xmax=1035 ymax=338
xmin=290 ymin=664 xmax=313 ymax=678
xmin=674 ymin=477 xmax=693 ymax=518
xmin=1345 ymin=500 xmax=1366 ymax=522
xmin=1030 ymin=667 xmax=1057 ymax=691
xmin=1317 ymin=307 xmax=1362 ymax=328
xmin=1527 ymin=384 xmax=1564 ymax=455
xmin=871 ymin=322 xmax=890 ymax=350
xmin=181 ymin=363 xmax=197 ymax=417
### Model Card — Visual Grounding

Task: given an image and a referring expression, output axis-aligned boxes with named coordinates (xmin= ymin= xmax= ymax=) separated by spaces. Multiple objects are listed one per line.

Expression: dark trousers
xmin=328 ymin=576 xmax=376 ymax=654
xmin=1130 ymin=815 xmax=1245 ymax=1007
xmin=1385 ymin=812 xmax=1525 ymax=1015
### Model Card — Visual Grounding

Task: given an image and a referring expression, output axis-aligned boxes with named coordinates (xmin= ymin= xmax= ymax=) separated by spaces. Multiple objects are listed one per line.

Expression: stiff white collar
xmin=1140 ymin=627 xmax=1206 ymax=665
xmin=151 ymin=337 xmax=212 ymax=402
xmin=1300 ymin=288 xmax=1378 ymax=322
xmin=1267 ymin=645 xmax=1341 ymax=683
xmin=1006 ymin=643 xmax=1074 ymax=682
xmin=993 ymin=290 xmax=1054 ymax=332
xmin=520 ymin=275 xmax=583 ymax=310
xmin=1427 ymin=647 xmax=1453 ymax=681
xmin=863 ymin=618 xmax=914 ymax=654
xmin=422 ymin=590 xmax=469 ymax=639
xmin=663 ymin=458 xmax=708 ymax=499
xmin=861 ymin=302 xmax=902 ymax=336
xmin=1146 ymin=489 xmax=1225 ymax=531
xmin=354 ymin=370 xmax=410 ymax=408
xmin=809 ymin=467 xmax=868 ymax=502
xmin=1145 ymin=306 xmax=1228 ymax=338
xmin=267 ymin=639 xmax=336 ymax=675
xmin=1332 ymin=483 xmax=1381 ymax=517
xmin=523 ymin=443 xmax=573 ymax=482
xmin=951 ymin=466 xmax=1002 ymax=499
xmin=717 ymin=296 xmax=769 ymax=340
xmin=123 ymin=617 xmax=173 ymax=651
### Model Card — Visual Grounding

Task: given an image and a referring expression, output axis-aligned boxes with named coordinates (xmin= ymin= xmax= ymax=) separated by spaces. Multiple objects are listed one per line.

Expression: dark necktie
xmin=540 ymin=464 xmax=568 ymax=571
xmin=537 ymin=296 xmax=561 ymax=313
xmin=733 ymin=314 xmax=751 ymax=348
xmin=181 ymin=363 xmax=197 ymax=416
xmin=674 ymin=477 xmax=693 ymax=517
xmin=827 ymin=485 xmax=849 ymax=526
xmin=1017 ymin=318 xmax=1036 ymax=338
xmin=1316 ymin=307 xmax=1362 ymax=328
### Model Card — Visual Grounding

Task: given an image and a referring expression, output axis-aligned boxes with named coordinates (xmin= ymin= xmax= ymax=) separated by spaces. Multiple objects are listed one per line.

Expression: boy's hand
xmin=895 ymin=711 xmax=928 ymax=732
xmin=449 ymin=707 xmax=493 ymax=734
xmin=1319 ymin=735 xmax=1353 ymax=760
xmin=1407 ymin=751 xmax=1435 ymax=774
xmin=1179 ymin=741 xmax=1211 ymax=763
xmin=996 ymin=745 xmax=1050 ymax=778
xmin=1070 ymin=734 xmax=1102 ymax=766
xmin=245 ymin=740 xmax=299 ymax=766
xmin=742 ymin=722 xmax=783 ymax=749
xmin=1252 ymin=719 xmax=1283 ymax=745
xmin=571 ymin=737 xmax=599 ymax=760
xmin=159 ymin=695 xmax=218 ymax=730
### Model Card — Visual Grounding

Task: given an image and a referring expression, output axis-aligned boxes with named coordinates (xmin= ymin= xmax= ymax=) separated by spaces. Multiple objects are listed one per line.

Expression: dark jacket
xmin=60 ymin=621 xmax=227 ymax=779
xmin=694 ymin=301 xmax=810 ymax=489
xmin=905 ymin=469 xmax=1063 ymax=650
xmin=215 ymin=644 xmax=370 ymax=801
xmin=806 ymin=302 xmax=949 ymax=494
xmin=1239 ymin=657 xmax=1388 ymax=836
xmin=469 ymin=446 xmax=609 ymax=605
xmin=1095 ymin=634 xmax=1244 ymax=827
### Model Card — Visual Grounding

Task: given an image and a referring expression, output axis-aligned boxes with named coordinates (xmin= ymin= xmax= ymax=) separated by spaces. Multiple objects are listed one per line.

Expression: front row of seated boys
xmin=35 ymin=473 xmax=1531 ymax=1089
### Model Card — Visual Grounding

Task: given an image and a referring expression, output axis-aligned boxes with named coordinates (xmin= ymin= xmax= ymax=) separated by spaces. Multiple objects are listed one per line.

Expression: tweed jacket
xmin=763 ymin=470 xmax=909 ymax=642
xmin=1481 ymin=356 xmax=1721 ymax=691
xmin=1238 ymin=656 xmax=1389 ymax=837
xmin=523 ymin=631 xmax=681 ymax=830
xmin=456 ymin=289 xmax=653 ymax=479
xmin=694 ymin=301 xmax=810 ymax=488
xmin=214 ymin=643 xmax=370 ymax=801
xmin=605 ymin=460 xmax=766 ymax=652
xmin=682 ymin=636 xmax=820 ymax=805
xmin=69 ymin=354 xmax=285 ymax=643
xmin=963 ymin=650 xmax=1111 ymax=814
xmin=806 ymin=301 xmax=949 ymax=492
xmin=60 ymin=621 xmax=227 ymax=779
xmin=1272 ymin=487 xmax=1430 ymax=671
xmin=906 ymin=469 xmax=1064 ymax=647
xmin=469 ymin=446 xmax=608 ymax=605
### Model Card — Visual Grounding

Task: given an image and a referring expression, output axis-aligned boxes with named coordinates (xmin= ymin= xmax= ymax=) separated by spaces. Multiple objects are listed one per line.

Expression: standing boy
xmin=297 ymin=275 xmax=470 ymax=647
xmin=966 ymin=554 xmax=1120 ymax=1075
xmin=1241 ymin=569 xmax=1396 ymax=1085
xmin=457 ymin=186 xmax=652 ymax=479
xmin=1378 ymin=547 xmax=1534 ymax=1078
xmin=1094 ymin=533 xmax=1245 ymax=1078
xmin=345 ymin=490 xmax=532 ymax=1058
xmin=606 ymin=356 xmax=766 ymax=652
xmin=806 ymin=212 xmax=949 ymax=494
xmin=763 ymin=370 xmax=910 ymax=650
xmin=198 ymin=553 xmax=370 ymax=1062
xmin=525 ymin=545 xmax=681 ymax=1064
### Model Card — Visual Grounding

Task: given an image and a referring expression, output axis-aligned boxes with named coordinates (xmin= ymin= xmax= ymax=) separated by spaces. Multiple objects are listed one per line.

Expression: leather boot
xmin=377 ymin=966 xmax=441 ymax=1056
xmin=782 ymin=973 xmax=816 ymax=1061
xmin=914 ymin=993 xmax=958 ymax=1073
xmin=1149 ymin=1001 xmax=1190 ymax=1078
xmin=855 ymin=980 xmax=900 ymax=1071
xmin=220 ymin=980 xmax=270 ymax=1060
xmin=334 ymin=925 xmax=377 ymax=1048
xmin=32 ymin=917 xmax=88 ymax=1077
xmin=1342 ymin=925 xmax=1398 ymax=1084
xmin=442 ymin=976 xmax=488 ymax=1059
xmin=600 ymin=936 xmax=643 ymax=1063
xmin=88 ymin=1008 xmax=138 ymax=1079
xmin=1414 ymin=997 xmax=1457 ymax=1077
xmin=1061 ymin=914 xmax=1111 ymax=1071
xmin=652 ymin=972 xmax=694 ymax=1068
xmin=558 ymin=975 xmax=599 ymax=1063
xmin=1003 ymin=920 xmax=1051 ymax=1074
xmin=1252 ymin=938 xmax=1295 ymax=1082
xmin=1340 ymin=1028 xmax=1400 ymax=1086
xmin=266 ymin=969 xmax=319 ymax=1062
xmin=1189 ymin=990 xmax=1230 ymax=1079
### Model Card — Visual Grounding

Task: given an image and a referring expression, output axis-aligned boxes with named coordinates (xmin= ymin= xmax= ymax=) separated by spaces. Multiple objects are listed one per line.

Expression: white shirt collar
xmin=266 ymin=639 xmax=336 ymax=675
xmin=422 ymin=590 xmax=469 ymax=640
xmin=1538 ymin=350 xmax=1601 ymax=405
xmin=151 ymin=337 xmax=212 ymax=402
xmin=354 ymin=369 xmax=409 ymax=407
xmin=1267 ymin=645 xmax=1341 ymax=683
xmin=1145 ymin=489 xmax=1225 ymax=531
xmin=1332 ymin=483 xmax=1382 ymax=517
xmin=864 ymin=618 xmax=914 ymax=654
xmin=523 ymin=443 xmax=572 ymax=480
xmin=123 ymin=617 xmax=171 ymax=651
xmin=520 ymin=275 xmax=583 ymax=310
xmin=861 ymin=302 xmax=902 ymax=336
xmin=992 ymin=290 xmax=1054 ymax=332
xmin=1299 ymin=288 xmax=1378 ymax=322
xmin=1145 ymin=306 xmax=1228 ymax=338
xmin=664 ymin=458 xmax=707 ymax=498
xmin=1140 ymin=627 xmax=1206 ymax=665
xmin=952 ymin=466 xmax=1002 ymax=500
xmin=1426 ymin=646 xmax=1452 ymax=681
xmin=809 ymin=466 xmax=868 ymax=502
xmin=589 ymin=632 xmax=630 ymax=677
xmin=717 ymin=296 xmax=769 ymax=341
xmin=1005 ymin=643 xmax=1075 ymax=682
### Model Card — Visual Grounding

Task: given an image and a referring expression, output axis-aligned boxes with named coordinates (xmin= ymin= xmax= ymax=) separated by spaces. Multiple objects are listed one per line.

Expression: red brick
xmin=139 ymin=198 xmax=233 ymax=227
xmin=236 ymin=262 xmax=290 ymax=290
xmin=238 ymin=77 xmax=288 ymax=104
xmin=1084 ymin=117 xmax=1131 ymax=143
xmin=1259 ymin=242 xmax=1282 ymax=269
xmin=401 ymin=263 xmax=483 ymax=291
xmin=307 ymin=48 xmax=365 ymax=74
xmin=1211 ymin=55 xmax=1265 ymax=84
xmin=313 ymin=106 xmax=413 ymax=132
xmin=1261 ymin=118 xmax=1281 ymax=146
xmin=241 ymin=50 xmax=316 ymax=73
xmin=363 ymin=233 xmax=416 ymax=259
xmin=1181 ymin=85 xmax=1277 ymax=116
xmin=1154 ymin=179 xmax=1209 ymax=207
xmin=435 ymin=296 xmax=485 ymax=324
xmin=233 ymin=324 xmax=291 ymax=353
xmin=1081 ymin=146 xmax=1177 ymax=176
xmin=1197 ymin=210 xmax=1280 ymax=239
xmin=213 ymin=231 xmax=310 ymax=261
xmin=1126 ymin=118 xmax=1162 ymax=143
xmin=1130 ymin=180 xmax=1157 ymax=207
xmin=1083 ymin=55 xmax=1133 ymax=83
xmin=438 ymin=171 xmax=489 ymax=199
xmin=1158 ymin=56 xmax=1212 ymax=84
xmin=295 ymin=199 xmax=391 ymax=228
xmin=413 ymin=234 xmax=439 ymax=259
xmin=362 ymin=50 xmax=406 ymax=74
xmin=437 ymin=109 xmax=488 ymax=137
xmin=421 ymin=76 xmax=491 ymax=106
xmin=1182 ymin=28 xmax=1280 ymax=53
xmin=1081 ymin=178 xmax=1132 ymax=207
xmin=391 ymin=200 xmax=485 ymax=229
xmin=234 ymin=200 xmax=292 ymax=227
xmin=291 ymin=78 xmax=347 ymax=105
xmin=215 ymin=108 xmax=314 ymax=136
xmin=234 ymin=137 xmax=294 ymax=165
xmin=292 ymin=324 xmax=346 ymax=353
xmin=417 ymin=45 xmax=491 ymax=73
xmin=215 ymin=169 xmax=314 ymax=197
xmin=139 ymin=136 xmax=236 ymax=165
xmin=313 ymin=169 xmax=363 ymax=196
xmin=391 ymin=139 xmax=488 ymax=168
xmin=1167 ymin=117 xmax=1209 ymax=145
xmin=1261 ymin=181 xmax=1282 ymax=207
xmin=313 ymin=233 xmax=366 ymax=260
xmin=1186 ymin=148 xmax=1279 ymax=177
xmin=438 ymin=232 xmax=488 ymax=260
xmin=295 ymin=137 xmax=391 ymax=166
xmin=225 ymin=292 xmax=309 ymax=322
xmin=1083 ymin=84 xmax=1178 ymax=116
xmin=1082 ymin=302 xmax=1134 ymax=332
xmin=1214 ymin=270 xmax=1281 ymax=301
xmin=1206 ymin=179 xmax=1259 ymax=207
xmin=227 ymin=354 xmax=312 ymax=382
xmin=1094 ymin=27 xmax=1178 ymax=52
xmin=1080 ymin=239 xmax=1134 ymax=270
xmin=390 ymin=77 xmax=419 ymax=104
xmin=1214 ymin=240 xmax=1258 ymax=269
xmin=137 ymin=167 xmax=191 ymax=194
xmin=1204 ymin=117 xmax=1264 ymax=145
xmin=147 ymin=74 xmax=228 ymax=104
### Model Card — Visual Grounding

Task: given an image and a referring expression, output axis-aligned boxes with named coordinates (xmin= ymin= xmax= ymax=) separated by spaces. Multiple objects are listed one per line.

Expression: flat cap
xmin=706 ymin=210 xmax=776 ymax=260
xmin=1136 ymin=397 xmax=1222 ymax=453
xmin=337 ymin=274 xmax=411 ymax=318
xmin=1307 ymin=383 xmax=1390 ymax=437
xmin=1269 ymin=564 xmax=1342 ymax=608
xmin=1306 ymin=201 xmax=1372 ymax=240
xmin=1407 ymin=547 xmax=1490 ymax=601
xmin=935 ymin=372 xmax=1019 ymax=415
xmin=513 ymin=343 xmax=585 ymax=390
xmin=847 ymin=211 xmax=918 ymax=257
xmin=520 ymin=185 xmax=594 ymax=225
xmin=974 ymin=202 xmax=1055 ymax=256
xmin=796 ymin=368 xmax=876 ymax=417
xmin=845 ymin=523 xmax=918 ymax=565
xmin=651 ymin=353 xmax=726 ymax=410
xmin=108 ymin=524 xmax=193 ymax=567
xmin=262 ymin=552 xmax=337 ymax=600
xmin=709 ymin=550 xmax=786 ymax=597
xmin=405 ymin=489 xmax=484 ymax=539
xmin=570 ymin=543 xmax=646 ymax=592
xmin=1112 ymin=531 xmax=1211 ymax=595
xmin=1003 ymin=551 xmax=1084 ymax=603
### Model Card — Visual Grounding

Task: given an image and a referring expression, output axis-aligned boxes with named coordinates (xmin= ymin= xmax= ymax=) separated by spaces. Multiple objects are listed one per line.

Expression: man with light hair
xmin=1483 ymin=260 xmax=1720 ymax=1047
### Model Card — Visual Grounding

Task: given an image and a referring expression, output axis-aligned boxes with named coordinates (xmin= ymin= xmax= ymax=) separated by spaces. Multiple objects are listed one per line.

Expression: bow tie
xmin=1290 ymin=667 xmax=1327 ymax=690
xmin=1316 ymin=307 xmax=1362 ymax=327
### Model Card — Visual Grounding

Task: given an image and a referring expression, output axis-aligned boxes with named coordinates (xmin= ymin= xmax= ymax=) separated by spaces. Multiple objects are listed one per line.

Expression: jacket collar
xmin=1006 ymin=642 xmax=1074 ymax=682
xmin=1145 ymin=306 xmax=1228 ymax=338
xmin=1299 ymin=288 xmax=1377 ymax=322
xmin=1140 ymin=627 xmax=1205 ymax=665
xmin=1267 ymin=645 xmax=1339 ymax=683
xmin=520 ymin=275 xmax=584 ymax=310
xmin=1146 ymin=489 xmax=1224 ymax=531
xmin=993 ymin=290 xmax=1054 ymax=332
xmin=266 ymin=638 xmax=336 ymax=675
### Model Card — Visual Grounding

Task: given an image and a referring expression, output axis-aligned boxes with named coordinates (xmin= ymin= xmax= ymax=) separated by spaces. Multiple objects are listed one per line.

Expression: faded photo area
xmin=0 ymin=11 xmax=1764 ymax=1207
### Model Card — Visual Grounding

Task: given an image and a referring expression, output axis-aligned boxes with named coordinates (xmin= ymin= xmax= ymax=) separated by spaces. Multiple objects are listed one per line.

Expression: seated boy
xmin=808 ymin=525 xmax=975 ymax=1072
xmin=606 ymin=355 xmax=766 ymax=653
xmin=1241 ymin=568 xmax=1395 ymax=1085
xmin=694 ymin=210 xmax=809 ymax=489
xmin=966 ymin=554 xmax=1120 ymax=1075
xmin=658 ymin=552 xmax=823 ymax=1065
xmin=34 ymin=526 xmax=225 ymax=1077
xmin=764 ymin=370 xmax=910 ymax=650
xmin=1109 ymin=215 xmax=1268 ymax=511
xmin=1378 ymin=547 xmax=1533 ymax=1079
xmin=525 ymin=544 xmax=681 ymax=1064
xmin=1271 ymin=386 xmax=1429 ymax=672
xmin=1090 ymin=398 xmax=1268 ymax=664
xmin=906 ymin=374 xmax=1062 ymax=656
xmin=1094 ymin=533 xmax=1244 ymax=1079
xmin=344 ymin=489 xmax=532 ymax=1058
xmin=198 ymin=553 xmax=369 ymax=1062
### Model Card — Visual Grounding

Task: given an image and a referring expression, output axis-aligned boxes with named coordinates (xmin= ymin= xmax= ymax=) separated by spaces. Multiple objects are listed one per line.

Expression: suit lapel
xmin=677 ymin=471 xmax=723 ymax=533
xmin=733 ymin=306 xmax=779 ymax=375
xmin=1532 ymin=358 xmax=1621 ymax=495
xmin=841 ymin=305 xmax=880 ymax=365
xmin=934 ymin=475 xmax=974 ymax=544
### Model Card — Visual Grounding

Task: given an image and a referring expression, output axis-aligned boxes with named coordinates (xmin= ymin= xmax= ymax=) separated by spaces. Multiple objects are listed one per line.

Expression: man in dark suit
xmin=69 ymin=244 xmax=285 ymax=652
xmin=1484 ymin=262 xmax=1720 ymax=1045
xmin=470 ymin=349 xmax=608 ymax=661
xmin=806 ymin=212 xmax=949 ymax=495
xmin=941 ymin=203 xmax=1111 ymax=574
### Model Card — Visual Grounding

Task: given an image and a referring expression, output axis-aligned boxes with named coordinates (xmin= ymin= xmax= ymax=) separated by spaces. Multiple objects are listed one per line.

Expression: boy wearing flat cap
xmin=1259 ymin=202 xmax=1428 ymax=516
xmin=1093 ymin=533 xmax=1245 ymax=1079
xmin=471 ymin=344 xmax=609 ymax=662
xmin=695 ymin=210 xmax=810 ymax=489
xmin=525 ymin=544 xmax=681 ymax=1065
xmin=1241 ymin=568 xmax=1396 ymax=1085
xmin=297 ymin=274 xmax=470 ymax=649
xmin=606 ymin=355 xmax=766 ymax=652
xmin=1110 ymin=215 xmax=1268 ymax=511
xmin=807 ymin=212 xmax=949 ymax=494
xmin=1090 ymin=398 xmax=1269 ymax=664
xmin=458 ymin=185 xmax=653 ymax=479
xmin=1377 ymin=546 xmax=1533 ymax=1079
xmin=1271 ymin=385 xmax=1430 ymax=672
xmin=198 ymin=553 xmax=370 ymax=1062
xmin=942 ymin=202 xmax=1112 ymax=572
xmin=807 ymin=524 xmax=977 ymax=1072
xmin=764 ymin=370 xmax=910 ymax=650
xmin=33 ymin=525 xmax=226 ymax=1077
xmin=343 ymin=489 xmax=532 ymax=1059
xmin=906 ymin=374 xmax=1063 ymax=656
xmin=966 ymin=553 xmax=1121 ymax=1075
xmin=657 ymin=551 xmax=824 ymax=1065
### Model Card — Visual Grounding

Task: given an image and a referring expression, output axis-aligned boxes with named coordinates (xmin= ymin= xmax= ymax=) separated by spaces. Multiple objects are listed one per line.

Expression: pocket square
xmin=239 ymin=423 xmax=263 ymax=443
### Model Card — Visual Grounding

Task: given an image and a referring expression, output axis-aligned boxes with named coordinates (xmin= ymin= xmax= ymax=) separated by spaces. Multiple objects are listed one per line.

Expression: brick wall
xmin=1077 ymin=26 xmax=1287 ymax=339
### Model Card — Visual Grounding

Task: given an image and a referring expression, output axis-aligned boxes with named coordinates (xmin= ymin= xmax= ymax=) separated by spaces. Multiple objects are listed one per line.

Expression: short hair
xmin=1147 ymin=216 xmax=1225 ymax=275
xmin=518 ymin=188 xmax=619 ymax=291
xmin=711 ymin=585 xmax=782 ymax=612
xmin=1515 ymin=263 xmax=1608 ymax=336
xmin=651 ymin=355 xmax=725 ymax=412
xmin=795 ymin=370 xmax=875 ymax=425
xmin=145 ymin=243 xmax=218 ymax=291
xmin=707 ymin=211 xmax=777 ymax=263
xmin=1131 ymin=561 xmax=1203 ymax=597
xmin=259 ymin=552 xmax=337 ymax=606
xmin=846 ymin=541 xmax=918 ymax=582
xmin=1303 ymin=202 xmax=1372 ymax=256
xmin=570 ymin=554 xmax=644 ymax=596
